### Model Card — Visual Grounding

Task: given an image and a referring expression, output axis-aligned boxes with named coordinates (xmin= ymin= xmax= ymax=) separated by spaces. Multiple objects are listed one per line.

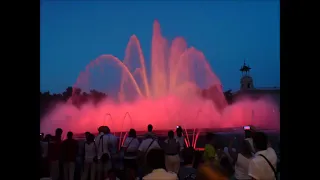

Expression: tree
xmin=223 ymin=89 xmax=233 ymax=104
xmin=62 ymin=87 xmax=73 ymax=101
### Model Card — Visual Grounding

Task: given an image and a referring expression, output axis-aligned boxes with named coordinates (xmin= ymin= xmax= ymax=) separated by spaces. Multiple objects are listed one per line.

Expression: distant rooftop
xmin=230 ymin=86 xmax=280 ymax=94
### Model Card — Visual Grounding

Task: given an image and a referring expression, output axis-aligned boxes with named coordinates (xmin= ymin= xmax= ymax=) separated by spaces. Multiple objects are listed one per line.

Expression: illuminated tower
xmin=240 ymin=60 xmax=254 ymax=90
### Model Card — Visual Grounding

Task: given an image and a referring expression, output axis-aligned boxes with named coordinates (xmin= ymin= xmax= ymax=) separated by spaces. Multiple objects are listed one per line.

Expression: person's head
xmin=176 ymin=126 xmax=182 ymax=137
xmin=44 ymin=134 xmax=52 ymax=142
xmin=87 ymin=133 xmax=95 ymax=142
xmin=147 ymin=124 xmax=153 ymax=132
xmin=40 ymin=133 xmax=44 ymax=141
xmin=244 ymin=130 xmax=252 ymax=139
xmin=55 ymin=128 xmax=63 ymax=137
xmin=106 ymin=126 xmax=111 ymax=134
xmin=67 ymin=131 xmax=73 ymax=139
xmin=98 ymin=126 xmax=110 ymax=134
xmin=128 ymin=129 xmax=137 ymax=138
xmin=183 ymin=147 xmax=195 ymax=165
xmin=85 ymin=131 xmax=90 ymax=138
xmin=241 ymin=140 xmax=253 ymax=156
xmin=206 ymin=132 xmax=215 ymax=144
xmin=168 ymin=130 xmax=174 ymax=139
xmin=147 ymin=148 xmax=165 ymax=170
xmin=252 ymin=132 xmax=268 ymax=151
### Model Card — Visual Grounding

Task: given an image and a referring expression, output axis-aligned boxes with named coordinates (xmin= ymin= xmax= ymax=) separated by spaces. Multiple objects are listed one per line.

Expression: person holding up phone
xmin=244 ymin=126 xmax=255 ymax=153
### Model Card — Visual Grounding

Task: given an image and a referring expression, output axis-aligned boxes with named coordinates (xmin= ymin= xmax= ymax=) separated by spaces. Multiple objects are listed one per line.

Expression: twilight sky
xmin=40 ymin=1 xmax=279 ymax=93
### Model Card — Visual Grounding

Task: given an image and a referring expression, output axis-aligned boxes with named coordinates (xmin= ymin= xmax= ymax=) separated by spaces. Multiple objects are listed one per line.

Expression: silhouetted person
xmin=48 ymin=128 xmax=63 ymax=180
xmin=178 ymin=147 xmax=197 ymax=180
xmin=104 ymin=128 xmax=118 ymax=170
xmin=41 ymin=134 xmax=51 ymax=178
xmin=248 ymin=132 xmax=277 ymax=180
xmin=61 ymin=131 xmax=78 ymax=180
xmin=244 ymin=130 xmax=255 ymax=153
xmin=175 ymin=126 xmax=186 ymax=165
xmin=143 ymin=148 xmax=178 ymax=180
xmin=164 ymin=130 xmax=180 ymax=173
xmin=122 ymin=129 xmax=140 ymax=180
xmin=138 ymin=132 xmax=161 ymax=177
xmin=95 ymin=126 xmax=112 ymax=180
xmin=144 ymin=124 xmax=157 ymax=139
xmin=85 ymin=131 xmax=90 ymax=140
xmin=175 ymin=126 xmax=185 ymax=149
xmin=148 ymin=124 xmax=152 ymax=132
xmin=228 ymin=139 xmax=253 ymax=180
xmin=40 ymin=133 xmax=44 ymax=141
xmin=81 ymin=133 xmax=96 ymax=180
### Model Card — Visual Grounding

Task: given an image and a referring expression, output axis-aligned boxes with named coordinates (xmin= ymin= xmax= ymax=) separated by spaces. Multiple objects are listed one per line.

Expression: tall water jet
xmin=40 ymin=20 xmax=279 ymax=134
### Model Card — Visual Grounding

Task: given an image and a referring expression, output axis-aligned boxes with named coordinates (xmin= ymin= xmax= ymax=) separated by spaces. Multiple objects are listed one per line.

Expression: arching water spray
xmin=40 ymin=20 xmax=280 ymax=135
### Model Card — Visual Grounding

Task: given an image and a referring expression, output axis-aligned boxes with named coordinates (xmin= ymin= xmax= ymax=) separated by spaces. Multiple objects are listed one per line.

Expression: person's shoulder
xmin=250 ymin=155 xmax=264 ymax=165
xmin=267 ymin=147 xmax=276 ymax=154
xmin=166 ymin=171 xmax=178 ymax=178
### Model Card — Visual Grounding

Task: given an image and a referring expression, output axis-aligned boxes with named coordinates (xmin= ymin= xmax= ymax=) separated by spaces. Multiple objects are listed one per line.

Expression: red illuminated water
xmin=40 ymin=20 xmax=279 ymax=135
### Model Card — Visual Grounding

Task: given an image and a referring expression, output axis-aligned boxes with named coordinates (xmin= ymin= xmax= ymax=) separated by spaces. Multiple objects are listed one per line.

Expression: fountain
xmin=40 ymin=20 xmax=280 ymax=142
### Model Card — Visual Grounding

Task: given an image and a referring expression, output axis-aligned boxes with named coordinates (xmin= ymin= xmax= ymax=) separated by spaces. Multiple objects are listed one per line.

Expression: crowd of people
xmin=40 ymin=125 xmax=280 ymax=180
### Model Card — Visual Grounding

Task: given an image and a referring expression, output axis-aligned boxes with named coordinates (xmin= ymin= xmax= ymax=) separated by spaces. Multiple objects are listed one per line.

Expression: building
xmin=232 ymin=61 xmax=280 ymax=108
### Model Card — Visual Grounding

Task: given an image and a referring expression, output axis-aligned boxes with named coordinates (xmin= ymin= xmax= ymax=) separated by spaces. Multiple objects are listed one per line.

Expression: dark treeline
xmin=40 ymin=87 xmax=108 ymax=118
xmin=40 ymin=86 xmax=233 ymax=118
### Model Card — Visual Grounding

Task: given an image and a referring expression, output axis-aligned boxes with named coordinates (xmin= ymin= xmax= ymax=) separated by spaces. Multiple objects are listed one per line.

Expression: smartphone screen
xmin=244 ymin=126 xmax=251 ymax=130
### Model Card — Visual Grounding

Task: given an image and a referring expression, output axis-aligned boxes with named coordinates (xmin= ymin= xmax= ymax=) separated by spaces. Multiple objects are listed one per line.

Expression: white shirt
xmin=248 ymin=147 xmax=277 ymax=180
xmin=84 ymin=142 xmax=96 ymax=162
xmin=143 ymin=169 xmax=178 ymax=180
xmin=234 ymin=153 xmax=251 ymax=180
xmin=138 ymin=138 xmax=160 ymax=153
xmin=175 ymin=136 xmax=185 ymax=151
xmin=122 ymin=137 xmax=140 ymax=159
xmin=94 ymin=133 xmax=111 ymax=159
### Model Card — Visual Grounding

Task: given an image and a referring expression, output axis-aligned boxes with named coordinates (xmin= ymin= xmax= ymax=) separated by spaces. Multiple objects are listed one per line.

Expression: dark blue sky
xmin=40 ymin=1 xmax=279 ymax=93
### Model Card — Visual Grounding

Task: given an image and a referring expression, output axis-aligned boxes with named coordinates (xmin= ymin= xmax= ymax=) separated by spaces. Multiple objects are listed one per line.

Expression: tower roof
xmin=240 ymin=60 xmax=251 ymax=72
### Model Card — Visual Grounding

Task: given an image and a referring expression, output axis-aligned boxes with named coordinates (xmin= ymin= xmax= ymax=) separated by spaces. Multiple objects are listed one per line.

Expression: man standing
xmin=144 ymin=124 xmax=157 ymax=139
xmin=248 ymin=132 xmax=277 ymax=180
xmin=164 ymin=130 xmax=180 ymax=174
xmin=48 ymin=128 xmax=63 ymax=180
xmin=95 ymin=126 xmax=112 ymax=180
xmin=61 ymin=131 xmax=78 ymax=180
xmin=138 ymin=133 xmax=161 ymax=177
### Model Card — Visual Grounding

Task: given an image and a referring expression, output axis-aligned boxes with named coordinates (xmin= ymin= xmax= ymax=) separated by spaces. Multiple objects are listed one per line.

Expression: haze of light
xmin=40 ymin=20 xmax=279 ymax=134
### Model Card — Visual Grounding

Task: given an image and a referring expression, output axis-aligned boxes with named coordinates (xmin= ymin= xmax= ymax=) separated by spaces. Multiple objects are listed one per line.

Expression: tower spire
xmin=240 ymin=59 xmax=254 ymax=90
